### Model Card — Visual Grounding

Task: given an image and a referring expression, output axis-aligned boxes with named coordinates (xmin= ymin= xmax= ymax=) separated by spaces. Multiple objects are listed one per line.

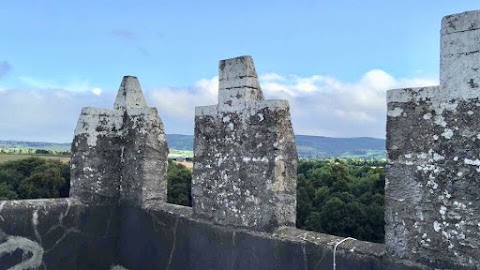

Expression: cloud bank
xmin=148 ymin=69 xmax=437 ymax=138
xmin=0 ymin=70 xmax=437 ymax=142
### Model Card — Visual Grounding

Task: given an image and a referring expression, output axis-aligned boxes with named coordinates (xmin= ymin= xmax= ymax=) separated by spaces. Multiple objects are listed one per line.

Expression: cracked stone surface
xmin=0 ymin=200 xmax=426 ymax=270
xmin=192 ymin=56 xmax=298 ymax=232
xmin=118 ymin=204 xmax=426 ymax=270
xmin=4 ymin=10 xmax=480 ymax=268
xmin=70 ymin=76 xmax=169 ymax=208
xmin=0 ymin=198 xmax=118 ymax=270
xmin=386 ymin=10 xmax=480 ymax=270
xmin=441 ymin=11 xmax=480 ymax=99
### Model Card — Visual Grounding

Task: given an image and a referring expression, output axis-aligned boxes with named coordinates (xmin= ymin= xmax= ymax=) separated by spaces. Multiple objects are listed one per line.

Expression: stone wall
xmin=0 ymin=200 xmax=427 ymax=270
xmin=1 ymin=9 xmax=480 ymax=270
xmin=0 ymin=199 xmax=118 ymax=270
xmin=193 ymin=56 xmax=297 ymax=232
xmin=117 ymin=204 xmax=424 ymax=270
xmin=71 ymin=76 xmax=169 ymax=209
xmin=386 ymin=10 xmax=480 ymax=270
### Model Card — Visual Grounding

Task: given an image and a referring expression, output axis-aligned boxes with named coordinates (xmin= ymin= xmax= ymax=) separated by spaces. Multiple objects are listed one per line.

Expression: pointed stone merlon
xmin=218 ymin=56 xmax=263 ymax=109
xmin=193 ymin=56 xmax=298 ymax=232
xmin=385 ymin=11 xmax=480 ymax=269
xmin=70 ymin=76 xmax=169 ymax=208
xmin=114 ymin=76 xmax=148 ymax=111
xmin=440 ymin=11 xmax=480 ymax=99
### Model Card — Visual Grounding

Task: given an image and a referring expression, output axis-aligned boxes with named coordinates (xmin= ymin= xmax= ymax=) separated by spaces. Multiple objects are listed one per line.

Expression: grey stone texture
xmin=441 ymin=11 xmax=480 ymax=100
xmin=70 ymin=76 xmax=169 ymax=208
xmin=386 ymin=10 xmax=480 ymax=270
xmin=0 ymin=198 xmax=118 ymax=270
xmin=192 ymin=56 xmax=298 ymax=232
xmin=0 ymin=200 xmax=426 ymax=270
xmin=6 ymin=9 xmax=480 ymax=268
xmin=118 ymin=204 xmax=426 ymax=270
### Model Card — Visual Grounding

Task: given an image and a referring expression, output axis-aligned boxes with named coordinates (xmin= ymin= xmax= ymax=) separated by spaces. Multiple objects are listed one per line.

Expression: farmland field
xmin=169 ymin=149 xmax=193 ymax=158
xmin=0 ymin=149 xmax=194 ymax=164
xmin=175 ymin=161 xmax=193 ymax=170
xmin=0 ymin=154 xmax=70 ymax=163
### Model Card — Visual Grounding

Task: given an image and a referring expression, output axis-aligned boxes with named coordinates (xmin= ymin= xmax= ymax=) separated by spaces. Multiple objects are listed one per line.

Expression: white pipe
xmin=333 ymin=237 xmax=357 ymax=270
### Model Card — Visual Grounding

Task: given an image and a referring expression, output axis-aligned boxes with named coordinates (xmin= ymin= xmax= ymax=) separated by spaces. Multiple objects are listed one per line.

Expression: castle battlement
xmin=0 ymin=10 xmax=479 ymax=270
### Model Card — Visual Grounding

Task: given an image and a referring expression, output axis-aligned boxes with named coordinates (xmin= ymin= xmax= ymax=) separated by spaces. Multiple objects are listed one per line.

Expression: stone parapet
xmin=70 ymin=76 xmax=169 ymax=208
xmin=192 ymin=56 xmax=298 ymax=232
xmin=386 ymin=10 xmax=480 ymax=269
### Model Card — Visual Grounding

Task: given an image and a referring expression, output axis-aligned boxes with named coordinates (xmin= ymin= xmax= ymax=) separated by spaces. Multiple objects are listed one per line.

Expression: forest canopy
xmin=0 ymin=157 xmax=70 ymax=200
xmin=0 ymin=157 xmax=385 ymax=243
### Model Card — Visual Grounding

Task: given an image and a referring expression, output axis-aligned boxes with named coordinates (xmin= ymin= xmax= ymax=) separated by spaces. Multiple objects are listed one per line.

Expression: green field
xmin=169 ymin=149 xmax=194 ymax=158
xmin=0 ymin=149 xmax=194 ymax=164
xmin=1 ymin=135 xmax=388 ymax=160
xmin=0 ymin=154 xmax=70 ymax=163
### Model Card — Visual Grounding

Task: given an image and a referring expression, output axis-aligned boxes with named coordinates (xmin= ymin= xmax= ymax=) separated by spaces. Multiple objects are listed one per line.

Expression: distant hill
xmin=165 ymin=134 xmax=385 ymax=159
xmin=166 ymin=134 xmax=193 ymax=151
xmin=0 ymin=134 xmax=386 ymax=159
xmin=294 ymin=135 xmax=385 ymax=159
xmin=0 ymin=140 xmax=71 ymax=151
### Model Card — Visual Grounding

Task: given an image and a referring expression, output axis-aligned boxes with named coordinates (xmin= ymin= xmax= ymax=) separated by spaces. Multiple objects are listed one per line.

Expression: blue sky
xmin=0 ymin=1 xmax=478 ymax=142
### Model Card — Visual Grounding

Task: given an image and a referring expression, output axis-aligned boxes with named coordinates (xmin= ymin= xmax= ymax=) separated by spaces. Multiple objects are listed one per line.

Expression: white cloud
xmin=148 ymin=76 xmax=218 ymax=119
xmin=0 ymin=87 xmax=114 ymax=142
xmin=0 ymin=70 xmax=438 ymax=142
xmin=258 ymin=69 xmax=437 ymax=138
xmin=149 ymin=69 xmax=436 ymax=138
xmin=146 ymin=77 xmax=219 ymax=135
xmin=18 ymin=76 xmax=103 ymax=93
xmin=334 ymin=109 xmax=375 ymax=122
xmin=260 ymin=72 xmax=285 ymax=81
xmin=91 ymin=87 xmax=103 ymax=96
xmin=194 ymin=76 xmax=219 ymax=96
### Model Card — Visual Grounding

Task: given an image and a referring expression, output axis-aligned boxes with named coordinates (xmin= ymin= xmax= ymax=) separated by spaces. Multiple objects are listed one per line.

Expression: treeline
xmin=0 ymin=158 xmax=385 ymax=243
xmin=0 ymin=158 xmax=70 ymax=200
xmin=167 ymin=160 xmax=192 ymax=206
xmin=297 ymin=159 xmax=385 ymax=243
xmin=159 ymin=158 xmax=386 ymax=243
xmin=0 ymin=157 xmax=193 ymax=204
xmin=0 ymin=148 xmax=70 ymax=155
xmin=0 ymin=158 xmax=191 ymax=203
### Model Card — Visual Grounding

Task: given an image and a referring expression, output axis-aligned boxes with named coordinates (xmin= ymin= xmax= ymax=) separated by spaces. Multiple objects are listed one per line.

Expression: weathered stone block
xmin=192 ymin=56 xmax=297 ymax=232
xmin=441 ymin=11 xmax=480 ymax=100
xmin=441 ymin=10 xmax=480 ymax=35
xmin=70 ymin=76 xmax=169 ymax=208
xmin=386 ymin=11 xmax=480 ymax=269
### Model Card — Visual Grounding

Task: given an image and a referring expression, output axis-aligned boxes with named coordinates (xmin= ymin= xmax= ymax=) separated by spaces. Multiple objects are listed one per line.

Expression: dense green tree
xmin=297 ymin=159 xmax=385 ymax=243
xmin=59 ymin=162 xmax=71 ymax=197
xmin=0 ymin=156 xmax=386 ymax=243
xmin=18 ymin=166 xmax=65 ymax=199
xmin=0 ymin=182 xmax=17 ymax=200
xmin=0 ymin=157 xmax=194 ymax=205
xmin=0 ymin=157 xmax=69 ymax=200
xmin=0 ymin=167 xmax=22 ymax=190
xmin=167 ymin=160 xmax=192 ymax=206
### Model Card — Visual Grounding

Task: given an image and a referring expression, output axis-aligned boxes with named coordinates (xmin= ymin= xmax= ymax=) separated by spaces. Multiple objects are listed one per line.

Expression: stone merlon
xmin=440 ymin=10 xmax=480 ymax=99
xmin=193 ymin=55 xmax=298 ymax=232
xmin=386 ymin=9 xmax=480 ymax=270
xmin=218 ymin=56 xmax=264 ymax=109
xmin=70 ymin=76 xmax=169 ymax=208
xmin=3 ymin=9 xmax=480 ymax=270
xmin=114 ymin=76 xmax=148 ymax=111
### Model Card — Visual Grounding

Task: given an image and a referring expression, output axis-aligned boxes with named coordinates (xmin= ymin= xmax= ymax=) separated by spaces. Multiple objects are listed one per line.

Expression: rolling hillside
xmin=165 ymin=134 xmax=386 ymax=158
xmin=0 ymin=140 xmax=71 ymax=151
xmin=295 ymin=135 xmax=385 ymax=159
xmin=1 ymin=134 xmax=385 ymax=159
